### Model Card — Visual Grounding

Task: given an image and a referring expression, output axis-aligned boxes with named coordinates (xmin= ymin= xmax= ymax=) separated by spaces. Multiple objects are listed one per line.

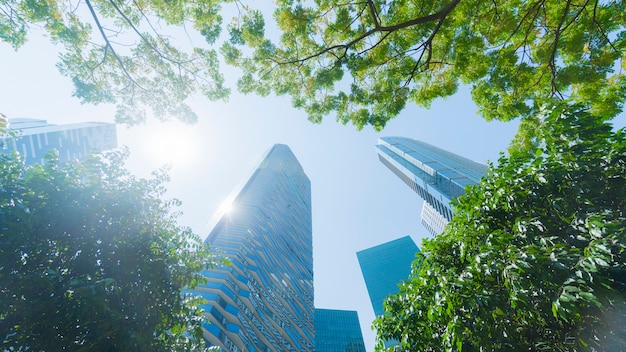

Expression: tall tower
xmin=375 ymin=137 xmax=487 ymax=235
xmin=195 ymin=144 xmax=314 ymax=351
xmin=0 ymin=118 xmax=117 ymax=165
xmin=315 ymin=309 xmax=366 ymax=352
xmin=357 ymin=236 xmax=419 ymax=317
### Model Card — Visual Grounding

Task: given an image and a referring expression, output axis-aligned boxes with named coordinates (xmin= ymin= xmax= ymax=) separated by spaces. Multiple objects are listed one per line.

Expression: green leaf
xmin=376 ymin=104 xmax=626 ymax=351
xmin=0 ymin=150 xmax=218 ymax=350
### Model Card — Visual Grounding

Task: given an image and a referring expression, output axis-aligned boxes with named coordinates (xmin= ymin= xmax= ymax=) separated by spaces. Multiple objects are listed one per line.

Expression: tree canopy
xmin=226 ymin=0 xmax=625 ymax=130
xmin=2 ymin=1 xmax=624 ymax=129
xmin=373 ymin=104 xmax=626 ymax=351
xmin=1 ymin=0 xmax=229 ymax=125
xmin=0 ymin=150 xmax=215 ymax=351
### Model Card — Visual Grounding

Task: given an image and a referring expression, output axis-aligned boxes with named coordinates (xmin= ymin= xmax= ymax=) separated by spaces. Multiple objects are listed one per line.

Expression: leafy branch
xmin=276 ymin=0 xmax=460 ymax=65
xmin=84 ymin=0 xmax=138 ymax=87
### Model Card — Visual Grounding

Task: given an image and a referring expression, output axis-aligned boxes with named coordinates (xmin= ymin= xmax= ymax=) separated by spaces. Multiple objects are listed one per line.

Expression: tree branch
xmin=356 ymin=30 xmax=392 ymax=57
xmin=107 ymin=0 xmax=214 ymax=86
xmin=367 ymin=0 xmax=380 ymax=28
xmin=549 ymin=0 xmax=573 ymax=98
xmin=377 ymin=0 xmax=459 ymax=32
xmin=276 ymin=0 xmax=461 ymax=65
xmin=403 ymin=6 xmax=452 ymax=88
xmin=591 ymin=0 xmax=620 ymax=56
xmin=509 ymin=0 xmax=545 ymax=51
xmin=84 ymin=0 xmax=138 ymax=86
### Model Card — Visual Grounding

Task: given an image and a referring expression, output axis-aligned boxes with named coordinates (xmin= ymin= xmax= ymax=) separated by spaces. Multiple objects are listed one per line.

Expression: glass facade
xmin=194 ymin=144 xmax=314 ymax=351
xmin=375 ymin=137 xmax=487 ymax=236
xmin=357 ymin=236 xmax=419 ymax=317
xmin=0 ymin=118 xmax=117 ymax=165
xmin=420 ymin=202 xmax=449 ymax=236
xmin=315 ymin=308 xmax=366 ymax=352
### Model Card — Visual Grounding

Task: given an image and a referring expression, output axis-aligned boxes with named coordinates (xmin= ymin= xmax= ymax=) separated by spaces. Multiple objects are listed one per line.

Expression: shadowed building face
xmin=357 ymin=236 xmax=420 ymax=317
xmin=315 ymin=308 xmax=366 ymax=352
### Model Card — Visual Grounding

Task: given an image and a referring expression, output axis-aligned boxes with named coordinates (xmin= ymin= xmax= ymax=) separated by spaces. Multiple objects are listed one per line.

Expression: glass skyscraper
xmin=0 ymin=118 xmax=117 ymax=165
xmin=376 ymin=137 xmax=487 ymax=235
xmin=194 ymin=144 xmax=314 ymax=351
xmin=356 ymin=236 xmax=419 ymax=317
xmin=315 ymin=308 xmax=366 ymax=352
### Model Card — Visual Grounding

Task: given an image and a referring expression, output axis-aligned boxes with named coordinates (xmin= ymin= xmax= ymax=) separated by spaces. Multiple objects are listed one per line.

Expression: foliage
xmin=4 ymin=1 xmax=624 ymax=131
xmin=225 ymin=0 xmax=626 ymax=130
xmin=1 ymin=0 xmax=229 ymax=125
xmin=0 ymin=113 xmax=7 ymax=132
xmin=0 ymin=150 xmax=216 ymax=351
xmin=0 ymin=113 xmax=16 ymax=140
xmin=374 ymin=104 xmax=626 ymax=351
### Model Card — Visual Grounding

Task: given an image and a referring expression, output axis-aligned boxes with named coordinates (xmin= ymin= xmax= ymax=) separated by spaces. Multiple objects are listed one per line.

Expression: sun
xmin=138 ymin=121 xmax=200 ymax=168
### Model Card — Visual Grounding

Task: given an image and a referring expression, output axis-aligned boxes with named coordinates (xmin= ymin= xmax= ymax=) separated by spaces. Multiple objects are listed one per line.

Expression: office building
xmin=376 ymin=137 xmax=487 ymax=235
xmin=0 ymin=118 xmax=117 ymax=164
xmin=357 ymin=236 xmax=419 ymax=317
xmin=194 ymin=144 xmax=314 ymax=351
xmin=315 ymin=308 xmax=366 ymax=352
xmin=420 ymin=202 xmax=449 ymax=237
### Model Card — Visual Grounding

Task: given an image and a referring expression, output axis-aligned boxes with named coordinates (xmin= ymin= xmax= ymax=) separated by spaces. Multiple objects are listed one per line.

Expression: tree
xmin=0 ymin=150 xmax=216 ymax=351
xmin=4 ymin=2 xmax=624 ymax=131
xmin=224 ymin=0 xmax=625 ymax=130
xmin=372 ymin=103 xmax=626 ymax=351
xmin=1 ymin=0 xmax=229 ymax=125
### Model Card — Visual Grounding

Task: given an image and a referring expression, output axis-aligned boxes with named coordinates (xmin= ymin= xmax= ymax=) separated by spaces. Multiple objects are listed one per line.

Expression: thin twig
xmin=84 ymin=0 xmax=139 ymax=87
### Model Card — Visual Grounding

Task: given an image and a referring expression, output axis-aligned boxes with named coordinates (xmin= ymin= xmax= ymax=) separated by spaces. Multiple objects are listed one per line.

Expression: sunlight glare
xmin=139 ymin=121 xmax=199 ymax=168
xmin=207 ymin=197 xmax=236 ymax=231
xmin=219 ymin=198 xmax=235 ymax=216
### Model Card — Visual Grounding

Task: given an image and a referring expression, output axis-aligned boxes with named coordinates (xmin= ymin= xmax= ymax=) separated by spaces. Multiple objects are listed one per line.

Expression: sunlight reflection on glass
xmin=220 ymin=200 xmax=234 ymax=215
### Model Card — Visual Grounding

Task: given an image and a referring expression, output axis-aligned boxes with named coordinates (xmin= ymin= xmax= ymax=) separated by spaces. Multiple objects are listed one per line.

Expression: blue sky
xmin=1 ymin=26 xmax=559 ymax=350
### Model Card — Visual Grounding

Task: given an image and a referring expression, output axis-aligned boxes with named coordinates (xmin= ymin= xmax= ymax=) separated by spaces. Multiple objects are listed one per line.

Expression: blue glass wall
xmin=195 ymin=144 xmax=314 ymax=351
xmin=357 ymin=236 xmax=419 ymax=317
xmin=315 ymin=308 xmax=366 ymax=352
xmin=0 ymin=118 xmax=117 ymax=165
xmin=376 ymin=137 xmax=487 ymax=235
